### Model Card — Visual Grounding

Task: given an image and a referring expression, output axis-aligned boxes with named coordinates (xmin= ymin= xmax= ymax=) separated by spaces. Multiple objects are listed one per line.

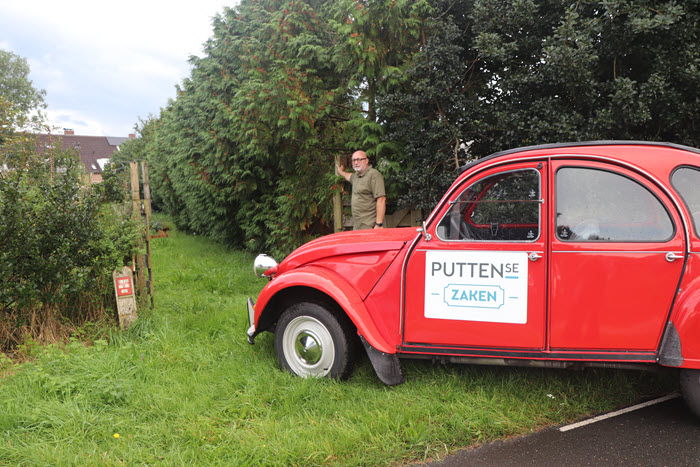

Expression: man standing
xmin=336 ymin=150 xmax=386 ymax=230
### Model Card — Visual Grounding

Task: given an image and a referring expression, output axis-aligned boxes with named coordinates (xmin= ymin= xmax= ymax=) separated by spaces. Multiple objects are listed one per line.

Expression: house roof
xmin=106 ymin=136 xmax=129 ymax=146
xmin=35 ymin=133 xmax=128 ymax=174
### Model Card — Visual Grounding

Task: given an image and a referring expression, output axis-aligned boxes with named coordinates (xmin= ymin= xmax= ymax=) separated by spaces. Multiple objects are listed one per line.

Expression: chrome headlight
xmin=254 ymin=254 xmax=278 ymax=279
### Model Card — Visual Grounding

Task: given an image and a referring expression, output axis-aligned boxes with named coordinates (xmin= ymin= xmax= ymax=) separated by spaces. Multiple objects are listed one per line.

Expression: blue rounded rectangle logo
xmin=444 ymin=284 xmax=505 ymax=309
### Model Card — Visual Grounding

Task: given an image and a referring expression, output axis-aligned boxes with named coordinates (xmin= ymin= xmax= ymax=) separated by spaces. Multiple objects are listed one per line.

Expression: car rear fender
xmin=254 ymin=265 xmax=395 ymax=355
xmin=662 ymin=273 xmax=700 ymax=369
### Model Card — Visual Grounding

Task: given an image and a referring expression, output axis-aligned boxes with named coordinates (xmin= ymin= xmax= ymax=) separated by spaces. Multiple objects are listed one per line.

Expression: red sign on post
xmin=116 ymin=276 xmax=133 ymax=297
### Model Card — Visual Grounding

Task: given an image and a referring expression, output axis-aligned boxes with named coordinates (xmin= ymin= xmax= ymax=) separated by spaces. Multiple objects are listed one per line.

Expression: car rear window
xmin=671 ymin=166 xmax=700 ymax=235
xmin=556 ymin=167 xmax=674 ymax=242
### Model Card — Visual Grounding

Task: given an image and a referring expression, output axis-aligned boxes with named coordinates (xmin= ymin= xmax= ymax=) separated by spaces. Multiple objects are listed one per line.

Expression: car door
xmin=402 ymin=161 xmax=547 ymax=350
xmin=549 ymin=160 xmax=686 ymax=351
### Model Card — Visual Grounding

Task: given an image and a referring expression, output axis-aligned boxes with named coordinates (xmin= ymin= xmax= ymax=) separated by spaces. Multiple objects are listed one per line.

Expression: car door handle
xmin=666 ymin=252 xmax=684 ymax=262
xmin=528 ymin=252 xmax=542 ymax=261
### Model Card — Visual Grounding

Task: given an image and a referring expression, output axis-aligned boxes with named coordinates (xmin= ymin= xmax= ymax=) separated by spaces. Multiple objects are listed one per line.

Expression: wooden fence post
xmin=141 ymin=161 xmax=154 ymax=308
xmin=130 ymin=162 xmax=140 ymax=224
xmin=130 ymin=162 xmax=146 ymax=298
xmin=119 ymin=161 xmax=156 ymax=327
xmin=333 ymin=158 xmax=343 ymax=233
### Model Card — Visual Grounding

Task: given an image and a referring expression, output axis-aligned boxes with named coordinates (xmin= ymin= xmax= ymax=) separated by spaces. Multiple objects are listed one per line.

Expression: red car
xmin=247 ymin=141 xmax=700 ymax=417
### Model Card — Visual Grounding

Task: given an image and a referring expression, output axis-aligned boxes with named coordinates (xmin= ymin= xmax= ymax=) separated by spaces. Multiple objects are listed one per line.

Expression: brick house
xmin=36 ymin=129 xmax=135 ymax=183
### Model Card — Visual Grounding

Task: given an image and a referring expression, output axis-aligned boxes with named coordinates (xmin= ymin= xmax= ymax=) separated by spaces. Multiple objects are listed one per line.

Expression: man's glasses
xmin=351 ymin=157 xmax=367 ymax=163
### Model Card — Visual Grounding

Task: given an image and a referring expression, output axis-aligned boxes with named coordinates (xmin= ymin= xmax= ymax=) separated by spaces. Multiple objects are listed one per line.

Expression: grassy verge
xmin=0 ymin=225 xmax=678 ymax=465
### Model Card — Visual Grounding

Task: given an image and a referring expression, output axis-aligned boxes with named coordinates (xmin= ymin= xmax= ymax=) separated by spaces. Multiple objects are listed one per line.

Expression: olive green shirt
xmin=350 ymin=166 xmax=385 ymax=230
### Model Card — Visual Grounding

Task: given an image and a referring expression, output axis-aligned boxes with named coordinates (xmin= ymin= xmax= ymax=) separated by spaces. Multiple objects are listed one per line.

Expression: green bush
xmin=0 ymin=134 xmax=140 ymax=350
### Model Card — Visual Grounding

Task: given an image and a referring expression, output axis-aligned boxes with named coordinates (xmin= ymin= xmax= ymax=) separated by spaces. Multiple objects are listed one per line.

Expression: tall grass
xmin=0 ymin=224 xmax=678 ymax=465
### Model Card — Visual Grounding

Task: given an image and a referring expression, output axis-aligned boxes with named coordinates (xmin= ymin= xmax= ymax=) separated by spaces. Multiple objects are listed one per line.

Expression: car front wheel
xmin=275 ymin=302 xmax=355 ymax=380
xmin=680 ymin=368 xmax=700 ymax=418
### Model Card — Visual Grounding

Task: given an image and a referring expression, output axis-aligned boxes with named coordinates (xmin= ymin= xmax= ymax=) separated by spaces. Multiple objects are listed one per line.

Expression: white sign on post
xmin=424 ymin=250 xmax=529 ymax=324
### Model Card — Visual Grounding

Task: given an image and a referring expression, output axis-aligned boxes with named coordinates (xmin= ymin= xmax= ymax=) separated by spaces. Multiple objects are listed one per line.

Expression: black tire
xmin=274 ymin=302 xmax=356 ymax=380
xmin=680 ymin=369 xmax=700 ymax=418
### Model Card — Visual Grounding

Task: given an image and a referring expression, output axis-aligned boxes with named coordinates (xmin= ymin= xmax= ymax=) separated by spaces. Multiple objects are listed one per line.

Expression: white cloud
xmin=43 ymin=107 xmax=110 ymax=136
xmin=27 ymin=57 xmax=67 ymax=94
xmin=0 ymin=0 xmax=236 ymax=136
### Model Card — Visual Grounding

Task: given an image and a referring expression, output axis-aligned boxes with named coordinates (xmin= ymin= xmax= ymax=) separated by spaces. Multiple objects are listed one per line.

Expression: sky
xmin=0 ymin=0 xmax=237 ymax=137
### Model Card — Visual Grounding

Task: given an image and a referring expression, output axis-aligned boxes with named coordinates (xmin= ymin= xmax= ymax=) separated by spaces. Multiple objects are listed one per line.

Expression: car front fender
xmin=254 ymin=265 xmax=395 ymax=355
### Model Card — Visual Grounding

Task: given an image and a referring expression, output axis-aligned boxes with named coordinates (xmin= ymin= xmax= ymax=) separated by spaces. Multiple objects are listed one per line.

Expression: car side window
xmin=437 ymin=169 xmax=541 ymax=242
xmin=556 ymin=167 xmax=674 ymax=242
xmin=671 ymin=166 xmax=700 ymax=235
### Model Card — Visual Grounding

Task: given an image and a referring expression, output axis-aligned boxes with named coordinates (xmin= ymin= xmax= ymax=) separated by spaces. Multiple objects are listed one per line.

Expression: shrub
xmin=0 ymin=133 xmax=140 ymax=351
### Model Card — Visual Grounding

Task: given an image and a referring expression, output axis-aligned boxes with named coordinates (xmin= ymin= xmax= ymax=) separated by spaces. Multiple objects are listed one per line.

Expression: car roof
xmin=459 ymin=140 xmax=700 ymax=174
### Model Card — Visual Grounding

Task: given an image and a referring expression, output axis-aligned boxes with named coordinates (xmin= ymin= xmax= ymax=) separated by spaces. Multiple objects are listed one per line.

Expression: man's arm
xmin=374 ymin=196 xmax=386 ymax=229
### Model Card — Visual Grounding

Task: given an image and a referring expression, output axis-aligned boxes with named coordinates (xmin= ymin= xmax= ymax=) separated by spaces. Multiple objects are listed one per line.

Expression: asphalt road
xmin=423 ymin=394 xmax=700 ymax=466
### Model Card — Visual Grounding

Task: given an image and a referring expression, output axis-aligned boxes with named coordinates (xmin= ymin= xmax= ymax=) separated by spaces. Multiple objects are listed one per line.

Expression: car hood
xmin=277 ymin=227 xmax=419 ymax=275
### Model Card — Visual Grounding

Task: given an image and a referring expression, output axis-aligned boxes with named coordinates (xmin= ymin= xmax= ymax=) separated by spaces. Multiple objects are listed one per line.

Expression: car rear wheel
xmin=680 ymin=369 xmax=700 ymax=418
xmin=275 ymin=302 xmax=355 ymax=380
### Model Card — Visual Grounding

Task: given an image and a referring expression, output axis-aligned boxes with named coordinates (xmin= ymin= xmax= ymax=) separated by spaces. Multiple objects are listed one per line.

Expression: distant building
xmin=36 ymin=129 xmax=136 ymax=183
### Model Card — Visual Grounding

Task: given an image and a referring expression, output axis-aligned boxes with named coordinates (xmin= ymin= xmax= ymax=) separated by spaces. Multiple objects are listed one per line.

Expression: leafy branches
xmin=137 ymin=0 xmax=700 ymax=256
xmin=0 ymin=50 xmax=46 ymax=137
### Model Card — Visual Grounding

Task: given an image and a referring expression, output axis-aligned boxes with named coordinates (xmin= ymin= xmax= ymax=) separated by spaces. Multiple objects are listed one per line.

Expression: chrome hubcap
xmin=295 ymin=331 xmax=322 ymax=364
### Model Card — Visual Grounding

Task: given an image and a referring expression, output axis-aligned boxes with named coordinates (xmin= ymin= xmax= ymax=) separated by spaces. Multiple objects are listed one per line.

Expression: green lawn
xmin=0 ymin=226 xmax=678 ymax=465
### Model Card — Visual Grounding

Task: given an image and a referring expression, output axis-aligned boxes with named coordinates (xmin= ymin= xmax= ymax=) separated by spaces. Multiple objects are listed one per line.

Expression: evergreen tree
xmin=138 ymin=0 xmax=700 ymax=255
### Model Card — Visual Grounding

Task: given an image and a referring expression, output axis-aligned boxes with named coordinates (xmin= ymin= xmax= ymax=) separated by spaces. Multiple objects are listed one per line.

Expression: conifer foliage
xmin=130 ymin=0 xmax=700 ymax=257
xmin=131 ymin=0 xmax=429 ymax=257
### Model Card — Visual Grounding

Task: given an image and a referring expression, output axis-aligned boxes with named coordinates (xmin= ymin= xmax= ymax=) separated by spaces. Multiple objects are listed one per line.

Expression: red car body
xmin=247 ymin=141 xmax=700 ymax=414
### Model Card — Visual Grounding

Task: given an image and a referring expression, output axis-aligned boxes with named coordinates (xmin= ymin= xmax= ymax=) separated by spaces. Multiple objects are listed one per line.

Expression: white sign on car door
xmin=424 ymin=250 xmax=529 ymax=324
